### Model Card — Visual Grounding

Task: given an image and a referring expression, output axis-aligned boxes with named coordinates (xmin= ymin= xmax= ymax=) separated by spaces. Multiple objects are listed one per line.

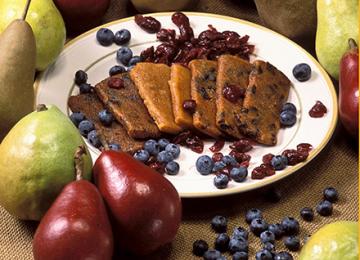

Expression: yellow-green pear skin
xmin=0 ymin=105 xmax=93 ymax=221
xmin=0 ymin=20 xmax=35 ymax=141
xmin=316 ymin=0 xmax=359 ymax=79
xmin=0 ymin=0 xmax=66 ymax=71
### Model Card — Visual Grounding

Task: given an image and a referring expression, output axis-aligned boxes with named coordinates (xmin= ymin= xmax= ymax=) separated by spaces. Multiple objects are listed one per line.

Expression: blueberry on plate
xmin=281 ymin=217 xmax=300 ymax=236
xmin=300 ymin=207 xmax=314 ymax=222
xmin=165 ymin=161 xmax=180 ymax=175
xmin=144 ymin=139 xmax=160 ymax=155
xmin=87 ymin=130 xmax=101 ymax=148
xmin=133 ymin=149 xmax=150 ymax=163
xmin=222 ymin=155 xmax=238 ymax=166
xmin=316 ymin=200 xmax=333 ymax=216
xmin=70 ymin=112 xmax=85 ymax=127
xmin=109 ymin=65 xmax=126 ymax=76
xmin=284 ymin=236 xmax=301 ymax=251
xmin=268 ymin=223 xmax=284 ymax=240
xmin=214 ymin=174 xmax=229 ymax=189
xmin=79 ymin=83 xmax=92 ymax=94
xmin=323 ymin=187 xmax=339 ymax=203
xmin=293 ymin=63 xmax=311 ymax=82
xmin=214 ymin=233 xmax=230 ymax=252
xmin=271 ymin=155 xmax=288 ymax=171
xmin=114 ymin=29 xmax=131 ymax=45
xmin=165 ymin=143 xmax=180 ymax=159
xmin=263 ymin=242 xmax=275 ymax=252
xmin=108 ymin=143 xmax=121 ymax=151
xmin=255 ymin=249 xmax=273 ymax=260
xmin=128 ymin=55 xmax=142 ymax=67
xmin=158 ymin=138 xmax=170 ymax=150
xmin=274 ymin=251 xmax=293 ymax=260
xmin=212 ymin=161 xmax=226 ymax=172
xmin=228 ymin=237 xmax=248 ymax=254
xmin=230 ymin=167 xmax=248 ymax=182
xmin=192 ymin=239 xmax=209 ymax=256
xmin=78 ymin=120 xmax=94 ymax=136
xmin=250 ymin=218 xmax=268 ymax=236
xmin=96 ymin=28 xmax=114 ymax=46
xmin=260 ymin=230 xmax=275 ymax=244
xmin=211 ymin=215 xmax=228 ymax=233
xmin=280 ymin=111 xmax=297 ymax=127
xmin=245 ymin=208 xmax=263 ymax=224
xmin=232 ymin=226 xmax=249 ymax=240
xmin=74 ymin=70 xmax=88 ymax=85
xmin=157 ymin=150 xmax=174 ymax=163
xmin=196 ymin=155 xmax=214 ymax=175
xmin=116 ymin=47 xmax=133 ymax=65
xmin=203 ymin=249 xmax=221 ymax=260
xmin=232 ymin=251 xmax=248 ymax=260
xmin=281 ymin=102 xmax=297 ymax=114
xmin=98 ymin=109 xmax=114 ymax=126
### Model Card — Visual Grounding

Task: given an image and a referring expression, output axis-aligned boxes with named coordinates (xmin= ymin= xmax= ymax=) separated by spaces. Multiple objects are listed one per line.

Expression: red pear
xmin=33 ymin=146 xmax=113 ymax=260
xmin=93 ymin=151 xmax=182 ymax=256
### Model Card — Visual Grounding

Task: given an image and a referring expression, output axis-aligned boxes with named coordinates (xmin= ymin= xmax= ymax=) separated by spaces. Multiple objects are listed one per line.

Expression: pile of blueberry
xmin=133 ymin=139 xmax=181 ymax=175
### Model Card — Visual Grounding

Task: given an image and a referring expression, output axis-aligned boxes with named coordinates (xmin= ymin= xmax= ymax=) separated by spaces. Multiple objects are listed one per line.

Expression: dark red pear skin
xmin=93 ymin=151 xmax=182 ymax=256
xmin=32 ymin=180 xmax=113 ymax=260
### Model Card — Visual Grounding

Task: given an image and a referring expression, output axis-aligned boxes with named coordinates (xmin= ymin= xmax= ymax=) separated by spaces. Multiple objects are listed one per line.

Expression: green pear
xmin=0 ymin=105 xmax=93 ymax=221
xmin=316 ymin=0 xmax=359 ymax=79
xmin=0 ymin=0 xmax=66 ymax=71
xmin=299 ymin=221 xmax=358 ymax=260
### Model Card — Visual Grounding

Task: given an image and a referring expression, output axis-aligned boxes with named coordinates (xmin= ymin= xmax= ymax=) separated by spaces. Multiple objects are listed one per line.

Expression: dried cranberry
xmin=297 ymin=143 xmax=313 ymax=153
xmin=149 ymin=161 xmax=165 ymax=174
xmin=157 ymin=28 xmax=176 ymax=42
xmin=240 ymin=161 xmax=250 ymax=168
xmin=212 ymin=152 xmax=224 ymax=162
xmin=178 ymin=24 xmax=194 ymax=42
xmin=222 ymin=31 xmax=240 ymax=39
xmin=171 ymin=12 xmax=190 ymax=27
xmin=186 ymin=136 xmax=204 ymax=153
xmin=216 ymin=168 xmax=230 ymax=177
xmin=198 ymin=28 xmax=223 ymax=41
xmin=173 ymin=130 xmax=192 ymax=145
xmin=107 ymin=77 xmax=124 ymax=89
xmin=155 ymin=43 xmax=178 ymax=65
xmin=222 ymin=84 xmax=245 ymax=103
xmin=229 ymin=151 xmax=251 ymax=163
xmin=209 ymin=140 xmax=225 ymax=153
xmin=135 ymin=14 xmax=161 ymax=33
xmin=282 ymin=149 xmax=308 ymax=165
xmin=309 ymin=101 xmax=327 ymax=118
xmin=140 ymin=46 xmax=155 ymax=62
xmin=262 ymin=153 xmax=275 ymax=165
xmin=251 ymin=166 xmax=266 ymax=179
xmin=229 ymin=138 xmax=253 ymax=152
xmin=183 ymin=99 xmax=196 ymax=114
xmin=260 ymin=164 xmax=275 ymax=176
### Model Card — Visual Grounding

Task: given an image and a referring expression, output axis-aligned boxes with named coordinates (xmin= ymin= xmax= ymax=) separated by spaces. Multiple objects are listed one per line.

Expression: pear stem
xmin=36 ymin=104 xmax=48 ymax=112
xmin=348 ymin=38 xmax=358 ymax=49
xmin=74 ymin=145 xmax=87 ymax=181
xmin=21 ymin=0 xmax=32 ymax=21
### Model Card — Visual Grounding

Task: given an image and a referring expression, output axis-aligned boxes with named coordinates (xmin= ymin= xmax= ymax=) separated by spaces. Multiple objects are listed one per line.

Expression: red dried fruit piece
xmin=209 ymin=140 xmax=225 ymax=153
xmin=240 ymin=161 xmax=250 ymax=168
xmin=262 ymin=153 xmax=275 ymax=165
xmin=186 ymin=136 xmax=204 ymax=153
xmin=157 ymin=28 xmax=176 ymax=42
xmin=229 ymin=138 xmax=253 ymax=152
xmin=171 ymin=12 xmax=191 ymax=27
xmin=149 ymin=161 xmax=165 ymax=174
xmin=260 ymin=164 xmax=275 ymax=176
xmin=223 ymin=84 xmax=245 ymax=103
xmin=297 ymin=143 xmax=313 ymax=153
xmin=216 ymin=168 xmax=230 ymax=177
xmin=229 ymin=151 xmax=251 ymax=163
xmin=212 ymin=152 xmax=224 ymax=162
xmin=282 ymin=149 xmax=308 ymax=166
xmin=173 ymin=130 xmax=192 ymax=145
xmin=135 ymin=14 xmax=161 ymax=33
xmin=107 ymin=77 xmax=124 ymax=89
xmin=182 ymin=99 xmax=196 ymax=114
xmin=251 ymin=166 xmax=266 ymax=179
xmin=140 ymin=46 xmax=155 ymax=62
xmin=309 ymin=101 xmax=327 ymax=118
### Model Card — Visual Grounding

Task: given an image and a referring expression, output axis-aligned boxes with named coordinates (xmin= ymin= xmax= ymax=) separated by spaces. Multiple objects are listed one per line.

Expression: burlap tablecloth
xmin=0 ymin=0 xmax=358 ymax=259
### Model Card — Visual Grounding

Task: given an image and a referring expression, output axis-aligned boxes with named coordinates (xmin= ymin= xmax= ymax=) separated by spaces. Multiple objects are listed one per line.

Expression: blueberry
xmin=158 ymin=138 xmax=170 ymax=150
xmin=79 ymin=83 xmax=92 ymax=94
xmin=274 ymin=251 xmax=293 ymax=260
xmin=98 ymin=109 xmax=113 ymax=127
xmin=196 ymin=155 xmax=214 ymax=175
xmin=245 ymin=208 xmax=263 ymax=224
xmin=293 ymin=63 xmax=311 ymax=82
xmin=268 ymin=223 xmax=284 ymax=240
xmin=133 ymin=149 xmax=150 ymax=162
xmin=157 ymin=150 xmax=174 ymax=163
xmin=323 ymin=187 xmax=339 ymax=203
xmin=87 ymin=130 xmax=101 ymax=148
xmin=250 ymin=218 xmax=268 ymax=237
xmin=109 ymin=65 xmax=126 ymax=76
xmin=222 ymin=155 xmax=238 ymax=166
xmin=78 ymin=120 xmax=94 ymax=136
xmin=203 ymin=249 xmax=221 ymax=260
xmin=192 ymin=239 xmax=209 ymax=256
xmin=255 ymin=249 xmax=273 ymax=260
xmin=217 ymin=255 xmax=227 ymax=260
xmin=271 ymin=155 xmax=288 ymax=170
xmin=211 ymin=215 xmax=227 ymax=233
xmin=228 ymin=237 xmax=248 ymax=254
xmin=214 ymin=233 xmax=230 ymax=252
xmin=260 ymin=230 xmax=275 ymax=244
xmin=128 ymin=56 xmax=142 ymax=67
xmin=263 ymin=242 xmax=275 ymax=252
xmin=116 ymin=47 xmax=133 ymax=65
xmin=230 ymin=167 xmax=248 ymax=182
xmin=232 ymin=251 xmax=248 ymax=260
xmin=280 ymin=111 xmax=297 ymax=127
xmin=300 ymin=207 xmax=314 ymax=222
xmin=165 ymin=161 xmax=180 ymax=175
xmin=74 ymin=70 xmax=88 ymax=85
xmin=114 ymin=29 xmax=131 ymax=45
xmin=281 ymin=217 xmax=300 ymax=236
xmin=108 ymin=143 xmax=121 ymax=151
xmin=212 ymin=161 xmax=226 ymax=172
xmin=96 ymin=28 xmax=114 ymax=46
xmin=165 ymin=143 xmax=180 ymax=159
xmin=70 ymin=112 xmax=85 ymax=127
xmin=284 ymin=236 xmax=301 ymax=251
xmin=214 ymin=174 xmax=229 ymax=189
xmin=232 ymin=227 xmax=249 ymax=240
xmin=281 ymin=102 xmax=297 ymax=114
xmin=144 ymin=139 xmax=160 ymax=155
xmin=316 ymin=200 xmax=333 ymax=216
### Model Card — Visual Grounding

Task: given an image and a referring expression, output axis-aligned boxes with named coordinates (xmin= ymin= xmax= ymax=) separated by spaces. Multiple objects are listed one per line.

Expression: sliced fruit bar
xmin=237 ymin=60 xmax=291 ymax=145
xmin=68 ymin=93 xmax=144 ymax=153
xmin=130 ymin=62 xmax=182 ymax=134
xmin=215 ymin=54 xmax=253 ymax=138
xmin=189 ymin=59 xmax=222 ymax=138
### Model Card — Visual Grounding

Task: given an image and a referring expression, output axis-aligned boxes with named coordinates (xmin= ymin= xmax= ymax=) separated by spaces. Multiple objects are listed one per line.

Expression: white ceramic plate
xmin=35 ymin=12 xmax=337 ymax=198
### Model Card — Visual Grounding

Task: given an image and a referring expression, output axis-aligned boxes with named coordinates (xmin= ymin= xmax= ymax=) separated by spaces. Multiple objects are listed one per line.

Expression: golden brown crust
xmin=215 ymin=55 xmax=253 ymax=138
xmin=130 ymin=62 xmax=183 ymax=134
xmin=189 ymin=59 xmax=222 ymax=138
